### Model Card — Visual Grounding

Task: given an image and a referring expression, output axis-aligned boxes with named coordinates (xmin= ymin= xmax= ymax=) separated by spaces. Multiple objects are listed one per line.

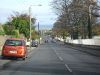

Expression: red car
xmin=1 ymin=38 xmax=27 ymax=60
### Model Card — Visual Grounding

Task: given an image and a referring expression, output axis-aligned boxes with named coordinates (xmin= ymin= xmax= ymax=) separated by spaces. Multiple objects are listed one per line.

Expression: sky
xmin=0 ymin=0 xmax=57 ymax=30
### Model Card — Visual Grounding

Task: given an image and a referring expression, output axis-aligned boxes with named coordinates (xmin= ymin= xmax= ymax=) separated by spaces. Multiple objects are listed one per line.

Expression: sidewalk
xmin=56 ymin=40 xmax=100 ymax=57
xmin=0 ymin=45 xmax=3 ymax=55
xmin=65 ymin=43 xmax=100 ymax=57
xmin=27 ymin=47 xmax=35 ymax=52
xmin=0 ymin=35 xmax=7 ymax=55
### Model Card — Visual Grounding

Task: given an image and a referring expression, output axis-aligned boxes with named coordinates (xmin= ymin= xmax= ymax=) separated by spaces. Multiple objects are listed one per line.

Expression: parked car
xmin=31 ymin=40 xmax=38 ymax=47
xmin=1 ymin=38 xmax=27 ymax=60
xmin=26 ymin=41 xmax=31 ymax=47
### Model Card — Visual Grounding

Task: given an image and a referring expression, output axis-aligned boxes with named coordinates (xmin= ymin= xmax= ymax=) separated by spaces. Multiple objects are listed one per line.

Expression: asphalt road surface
xmin=0 ymin=41 xmax=100 ymax=75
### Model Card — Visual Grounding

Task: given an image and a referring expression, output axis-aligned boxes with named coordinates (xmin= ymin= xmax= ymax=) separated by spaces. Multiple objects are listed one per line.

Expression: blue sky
xmin=0 ymin=0 xmax=57 ymax=30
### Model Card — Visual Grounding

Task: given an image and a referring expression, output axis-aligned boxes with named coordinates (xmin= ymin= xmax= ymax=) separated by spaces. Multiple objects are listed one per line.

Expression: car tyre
xmin=1 ymin=55 xmax=5 ymax=59
xmin=22 ymin=57 xmax=25 ymax=60
xmin=22 ymin=55 xmax=27 ymax=60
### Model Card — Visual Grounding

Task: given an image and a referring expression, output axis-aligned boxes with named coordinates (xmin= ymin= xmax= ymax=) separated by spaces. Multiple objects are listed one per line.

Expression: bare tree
xmin=51 ymin=0 xmax=99 ymax=39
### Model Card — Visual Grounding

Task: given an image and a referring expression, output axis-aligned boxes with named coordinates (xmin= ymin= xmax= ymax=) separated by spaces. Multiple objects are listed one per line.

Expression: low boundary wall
xmin=55 ymin=37 xmax=100 ymax=46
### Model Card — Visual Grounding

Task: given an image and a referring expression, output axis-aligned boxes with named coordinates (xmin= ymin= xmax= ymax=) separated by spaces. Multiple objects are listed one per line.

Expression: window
xmin=5 ymin=40 xmax=22 ymax=46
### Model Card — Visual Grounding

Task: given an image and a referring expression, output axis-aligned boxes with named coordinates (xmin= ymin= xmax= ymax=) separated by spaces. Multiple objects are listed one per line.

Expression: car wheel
xmin=1 ymin=55 xmax=5 ymax=59
xmin=22 ymin=57 xmax=25 ymax=60
xmin=22 ymin=55 xmax=27 ymax=60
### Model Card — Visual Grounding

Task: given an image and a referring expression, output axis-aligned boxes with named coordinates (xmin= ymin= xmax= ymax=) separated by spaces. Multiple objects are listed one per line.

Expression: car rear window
xmin=5 ymin=40 xmax=23 ymax=46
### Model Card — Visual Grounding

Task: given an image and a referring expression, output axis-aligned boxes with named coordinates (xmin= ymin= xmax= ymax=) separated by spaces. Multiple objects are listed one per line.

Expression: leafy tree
xmin=3 ymin=12 xmax=36 ymax=38
xmin=0 ymin=24 xmax=5 ymax=35
xmin=3 ymin=23 xmax=15 ymax=35
xmin=11 ymin=30 xmax=20 ymax=38
xmin=31 ymin=30 xmax=39 ymax=40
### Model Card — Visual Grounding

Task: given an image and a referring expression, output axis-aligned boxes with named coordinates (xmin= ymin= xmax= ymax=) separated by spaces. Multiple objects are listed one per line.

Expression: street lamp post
xmin=38 ymin=22 xmax=40 ymax=44
xmin=29 ymin=6 xmax=31 ymax=49
xmin=29 ymin=4 xmax=42 ymax=50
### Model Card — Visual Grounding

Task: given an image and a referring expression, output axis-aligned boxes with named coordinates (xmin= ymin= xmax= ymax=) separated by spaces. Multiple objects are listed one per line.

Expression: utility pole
xmin=88 ymin=0 xmax=97 ymax=38
xmin=29 ymin=4 xmax=42 ymax=50
xmin=88 ymin=5 xmax=92 ymax=39
xmin=38 ymin=22 xmax=40 ymax=44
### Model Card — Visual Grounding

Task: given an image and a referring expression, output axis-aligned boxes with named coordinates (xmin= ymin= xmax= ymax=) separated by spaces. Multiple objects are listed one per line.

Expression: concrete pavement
xmin=56 ymin=40 xmax=100 ymax=57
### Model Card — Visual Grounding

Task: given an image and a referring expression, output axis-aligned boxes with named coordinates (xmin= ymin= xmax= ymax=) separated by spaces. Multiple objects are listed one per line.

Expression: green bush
xmin=0 ymin=31 xmax=5 ymax=35
xmin=12 ymin=30 xmax=20 ymax=38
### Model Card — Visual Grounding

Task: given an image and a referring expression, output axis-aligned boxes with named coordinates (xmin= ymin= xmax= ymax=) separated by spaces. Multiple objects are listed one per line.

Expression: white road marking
xmin=54 ymin=50 xmax=58 ymax=55
xmin=54 ymin=50 xmax=57 ymax=54
xmin=54 ymin=50 xmax=63 ymax=61
xmin=59 ymin=57 xmax=63 ymax=61
xmin=54 ymin=49 xmax=72 ymax=73
xmin=65 ymin=64 xmax=72 ymax=72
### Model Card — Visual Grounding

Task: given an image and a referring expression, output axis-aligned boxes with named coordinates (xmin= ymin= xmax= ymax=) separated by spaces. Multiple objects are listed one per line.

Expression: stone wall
xmin=0 ymin=35 xmax=8 ymax=50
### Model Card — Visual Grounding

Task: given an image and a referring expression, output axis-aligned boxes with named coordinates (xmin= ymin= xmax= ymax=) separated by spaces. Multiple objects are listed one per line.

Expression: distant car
xmin=45 ymin=40 xmax=48 ymax=43
xmin=31 ymin=40 xmax=38 ymax=47
xmin=1 ymin=38 xmax=27 ymax=60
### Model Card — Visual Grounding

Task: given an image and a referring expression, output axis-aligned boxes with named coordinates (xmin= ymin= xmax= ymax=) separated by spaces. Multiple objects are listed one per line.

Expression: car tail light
xmin=2 ymin=46 xmax=8 ymax=53
xmin=17 ymin=47 xmax=25 ymax=54
xmin=18 ymin=50 xmax=22 ymax=54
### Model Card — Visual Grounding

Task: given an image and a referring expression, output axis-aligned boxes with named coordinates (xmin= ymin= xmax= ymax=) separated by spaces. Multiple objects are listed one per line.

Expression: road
xmin=0 ymin=41 xmax=100 ymax=75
